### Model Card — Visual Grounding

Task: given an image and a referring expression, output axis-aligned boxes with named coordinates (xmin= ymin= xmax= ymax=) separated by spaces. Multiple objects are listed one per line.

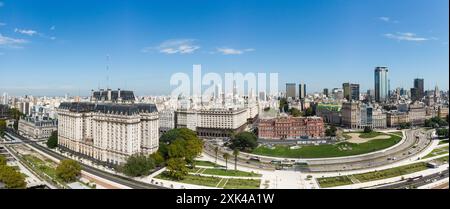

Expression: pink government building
xmin=258 ymin=116 xmax=325 ymax=140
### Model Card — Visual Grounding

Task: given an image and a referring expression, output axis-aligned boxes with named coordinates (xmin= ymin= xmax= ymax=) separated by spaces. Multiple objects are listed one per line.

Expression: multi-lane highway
xmin=374 ymin=169 xmax=449 ymax=189
xmin=305 ymin=129 xmax=432 ymax=172
xmin=203 ymin=129 xmax=434 ymax=173
xmin=4 ymin=130 xmax=165 ymax=189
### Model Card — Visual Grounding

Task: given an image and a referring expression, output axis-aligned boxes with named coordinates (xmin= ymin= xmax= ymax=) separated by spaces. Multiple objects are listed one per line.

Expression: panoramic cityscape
xmin=0 ymin=0 xmax=449 ymax=192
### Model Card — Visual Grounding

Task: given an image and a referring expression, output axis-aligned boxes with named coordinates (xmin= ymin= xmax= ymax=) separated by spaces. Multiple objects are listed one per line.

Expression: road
xmin=203 ymin=129 xmax=433 ymax=173
xmin=375 ymin=169 xmax=449 ymax=189
xmin=5 ymin=130 xmax=165 ymax=189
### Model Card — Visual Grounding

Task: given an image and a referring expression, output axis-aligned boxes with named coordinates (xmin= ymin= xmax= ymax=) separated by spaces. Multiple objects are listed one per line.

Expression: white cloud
xmin=216 ymin=47 xmax=254 ymax=55
xmin=379 ymin=17 xmax=390 ymax=22
xmin=378 ymin=16 xmax=399 ymax=23
xmin=383 ymin=32 xmax=429 ymax=42
xmin=14 ymin=28 xmax=38 ymax=36
xmin=0 ymin=34 xmax=28 ymax=48
xmin=143 ymin=39 xmax=200 ymax=54
xmin=50 ymin=25 xmax=55 ymax=30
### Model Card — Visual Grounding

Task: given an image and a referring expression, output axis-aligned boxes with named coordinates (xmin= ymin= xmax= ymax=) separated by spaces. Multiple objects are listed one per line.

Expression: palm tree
xmin=223 ymin=153 xmax=230 ymax=171
xmin=233 ymin=149 xmax=239 ymax=171
xmin=214 ymin=146 xmax=219 ymax=165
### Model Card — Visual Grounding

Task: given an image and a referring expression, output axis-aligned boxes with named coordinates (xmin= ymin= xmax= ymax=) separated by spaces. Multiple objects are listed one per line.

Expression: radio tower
xmin=106 ymin=54 xmax=110 ymax=89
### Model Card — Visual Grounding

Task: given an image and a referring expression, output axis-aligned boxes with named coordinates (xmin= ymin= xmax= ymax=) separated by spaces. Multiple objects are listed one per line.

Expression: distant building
xmin=374 ymin=67 xmax=389 ymax=103
xmin=258 ymin=116 xmax=325 ymax=140
xmin=286 ymin=83 xmax=296 ymax=99
xmin=299 ymin=83 xmax=306 ymax=99
xmin=341 ymin=102 xmax=360 ymax=129
xmin=18 ymin=116 xmax=58 ymax=139
xmin=408 ymin=101 xmax=426 ymax=125
xmin=159 ymin=109 xmax=175 ymax=134
xmin=438 ymin=106 xmax=449 ymax=119
xmin=414 ymin=78 xmax=424 ymax=100
xmin=323 ymin=88 xmax=329 ymax=97
xmin=343 ymin=83 xmax=360 ymax=101
xmin=387 ymin=111 xmax=409 ymax=127
xmin=316 ymin=103 xmax=341 ymax=125
xmin=175 ymin=108 xmax=250 ymax=138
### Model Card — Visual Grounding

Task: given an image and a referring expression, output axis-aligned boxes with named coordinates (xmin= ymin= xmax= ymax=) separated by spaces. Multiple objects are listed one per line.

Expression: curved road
xmin=204 ymin=129 xmax=434 ymax=172
xmin=5 ymin=131 xmax=165 ymax=189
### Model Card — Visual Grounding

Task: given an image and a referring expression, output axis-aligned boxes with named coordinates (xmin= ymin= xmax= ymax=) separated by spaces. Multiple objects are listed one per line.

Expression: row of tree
xmin=0 ymin=155 xmax=26 ymax=189
xmin=121 ymin=128 xmax=203 ymax=180
xmin=425 ymin=117 xmax=448 ymax=128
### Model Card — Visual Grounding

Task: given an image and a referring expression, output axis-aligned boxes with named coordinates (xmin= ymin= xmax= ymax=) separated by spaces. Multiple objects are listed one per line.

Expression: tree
xmin=363 ymin=126 xmax=373 ymax=133
xmin=436 ymin=128 xmax=449 ymax=138
xmin=229 ymin=132 xmax=258 ymax=152
xmin=160 ymin=128 xmax=199 ymax=144
xmin=399 ymin=122 xmax=412 ymax=129
xmin=325 ymin=126 xmax=337 ymax=137
xmin=149 ymin=152 xmax=165 ymax=167
xmin=0 ymin=155 xmax=6 ymax=166
xmin=289 ymin=108 xmax=302 ymax=117
xmin=279 ymin=98 xmax=289 ymax=113
xmin=121 ymin=154 xmax=155 ymax=177
xmin=168 ymin=139 xmax=187 ymax=158
xmin=0 ymin=165 xmax=26 ymax=189
xmin=166 ymin=158 xmax=188 ymax=180
xmin=46 ymin=131 xmax=58 ymax=149
xmin=55 ymin=159 xmax=81 ymax=182
xmin=0 ymin=120 xmax=6 ymax=137
xmin=232 ymin=149 xmax=239 ymax=171
xmin=214 ymin=146 xmax=219 ymax=164
xmin=304 ymin=107 xmax=314 ymax=116
xmin=223 ymin=153 xmax=230 ymax=171
xmin=184 ymin=137 xmax=204 ymax=167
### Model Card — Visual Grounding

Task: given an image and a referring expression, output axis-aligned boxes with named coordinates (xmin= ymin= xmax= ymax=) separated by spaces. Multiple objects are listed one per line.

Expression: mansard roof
xmin=59 ymin=102 xmax=158 ymax=115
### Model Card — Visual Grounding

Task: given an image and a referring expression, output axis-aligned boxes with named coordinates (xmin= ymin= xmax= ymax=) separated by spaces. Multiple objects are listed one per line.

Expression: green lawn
xmin=438 ymin=139 xmax=449 ymax=145
xmin=252 ymin=134 xmax=401 ymax=158
xmin=156 ymin=172 xmax=222 ymax=187
xmin=201 ymin=168 xmax=261 ymax=177
xmin=358 ymin=131 xmax=384 ymax=138
xmin=423 ymin=146 xmax=449 ymax=159
xmin=391 ymin=131 xmax=403 ymax=136
xmin=194 ymin=160 xmax=220 ymax=167
xmin=155 ymin=172 xmax=261 ymax=188
xmin=318 ymin=162 xmax=429 ymax=188
xmin=433 ymin=156 xmax=449 ymax=164
xmin=353 ymin=162 xmax=428 ymax=183
xmin=223 ymin=178 xmax=261 ymax=189
xmin=317 ymin=176 xmax=354 ymax=188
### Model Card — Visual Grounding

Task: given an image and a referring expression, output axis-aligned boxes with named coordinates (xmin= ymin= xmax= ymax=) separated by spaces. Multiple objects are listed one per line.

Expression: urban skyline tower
xmin=286 ymin=83 xmax=296 ymax=99
xmin=374 ymin=67 xmax=389 ymax=103
xmin=299 ymin=83 xmax=306 ymax=99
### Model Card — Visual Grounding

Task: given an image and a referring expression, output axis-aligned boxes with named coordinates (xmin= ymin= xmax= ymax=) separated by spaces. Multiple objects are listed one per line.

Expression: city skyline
xmin=0 ymin=0 xmax=449 ymax=96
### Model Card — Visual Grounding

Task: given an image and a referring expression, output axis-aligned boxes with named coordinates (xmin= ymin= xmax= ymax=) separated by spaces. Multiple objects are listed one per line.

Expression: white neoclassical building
xmin=57 ymin=89 xmax=159 ymax=166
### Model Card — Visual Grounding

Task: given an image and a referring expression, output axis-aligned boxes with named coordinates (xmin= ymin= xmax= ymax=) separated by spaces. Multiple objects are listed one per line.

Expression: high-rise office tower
xmin=323 ymin=88 xmax=329 ymax=97
xmin=343 ymin=83 xmax=360 ymax=101
xmin=299 ymin=83 xmax=306 ymax=99
xmin=374 ymin=67 xmax=389 ymax=103
xmin=2 ymin=92 xmax=8 ymax=105
xmin=414 ymin=78 xmax=424 ymax=98
xmin=286 ymin=83 xmax=296 ymax=99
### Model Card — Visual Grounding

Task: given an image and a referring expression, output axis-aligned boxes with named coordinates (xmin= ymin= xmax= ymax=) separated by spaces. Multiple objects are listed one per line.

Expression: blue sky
xmin=0 ymin=0 xmax=448 ymax=96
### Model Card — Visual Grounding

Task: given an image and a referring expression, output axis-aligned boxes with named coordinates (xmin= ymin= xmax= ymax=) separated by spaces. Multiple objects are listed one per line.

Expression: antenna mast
xmin=106 ymin=54 xmax=110 ymax=89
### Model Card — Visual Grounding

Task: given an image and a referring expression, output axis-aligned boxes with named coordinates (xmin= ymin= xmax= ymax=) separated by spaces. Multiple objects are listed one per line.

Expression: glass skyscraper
xmin=374 ymin=67 xmax=389 ymax=102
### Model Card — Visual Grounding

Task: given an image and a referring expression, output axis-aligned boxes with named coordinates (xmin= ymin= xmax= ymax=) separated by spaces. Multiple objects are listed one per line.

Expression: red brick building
xmin=258 ymin=116 xmax=325 ymax=140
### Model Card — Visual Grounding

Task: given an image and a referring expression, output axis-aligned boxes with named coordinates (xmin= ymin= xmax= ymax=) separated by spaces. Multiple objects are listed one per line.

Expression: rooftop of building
xmin=58 ymin=102 xmax=158 ymax=115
